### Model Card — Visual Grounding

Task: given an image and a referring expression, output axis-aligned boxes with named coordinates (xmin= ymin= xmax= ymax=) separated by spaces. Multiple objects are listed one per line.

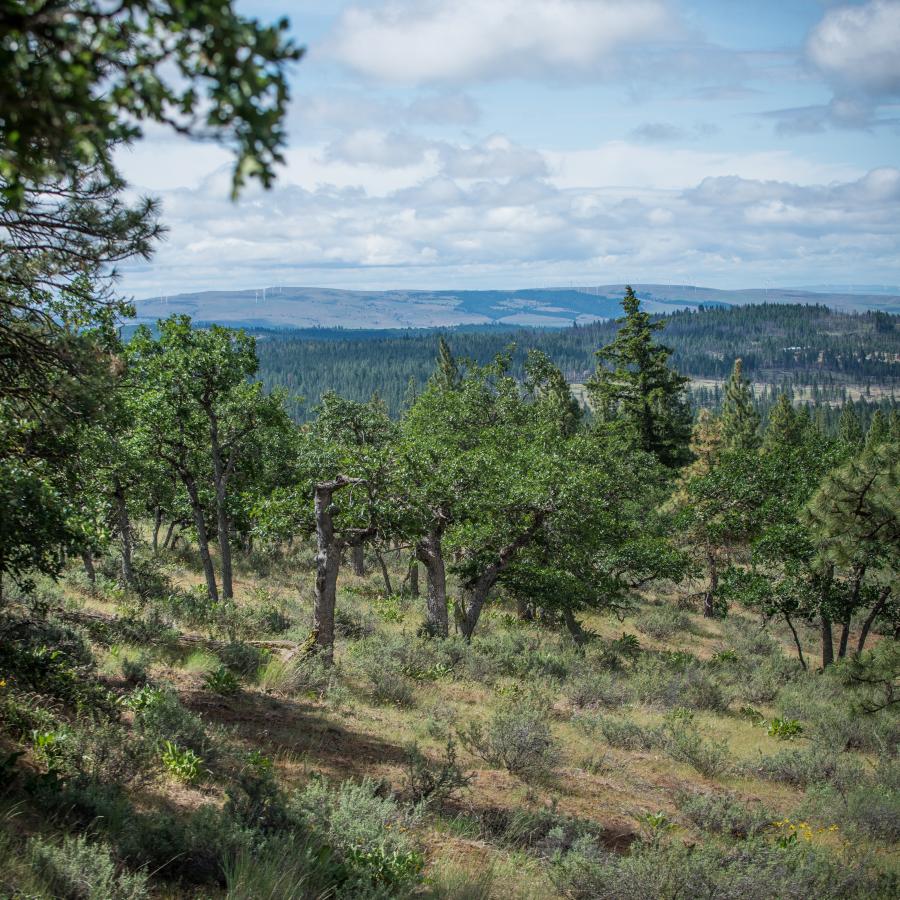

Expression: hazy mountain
xmin=133 ymin=284 xmax=900 ymax=330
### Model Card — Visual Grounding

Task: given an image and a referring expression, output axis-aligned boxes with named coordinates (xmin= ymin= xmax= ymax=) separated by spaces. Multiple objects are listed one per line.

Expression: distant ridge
xmin=133 ymin=284 xmax=900 ymax=330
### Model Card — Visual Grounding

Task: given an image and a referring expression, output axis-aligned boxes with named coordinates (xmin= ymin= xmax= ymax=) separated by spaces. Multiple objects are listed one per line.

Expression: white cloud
xmin=772 ymin=1 xmax=900 ymax=132
xmin=807 ymin=0 xmax=900 ymax=95
xmin=327 ymin=0 xmax=677 ymax=83
xmin=119 ymin=141 xmax=900 ymax=298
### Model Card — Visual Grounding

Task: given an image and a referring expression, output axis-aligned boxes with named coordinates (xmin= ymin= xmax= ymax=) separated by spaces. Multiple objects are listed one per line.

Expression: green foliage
xmin=767 ymin=717 xmax=803 ymax=740
xmin=290 ymin=777 xmax=424 ymax=892
xmin=402 ymin=738 xmax=473 ymax=809
xmin=459 ymin=704 xmax=558 ymax=782
xmin=634 ymin=605 xmax=691 ymax=639
xmin=677 ymin=792 xmax=773 ymax=838
xmin=204 ymin=666 xmax=241 ymax=696
xmin=661 ymin=711 xmax=731 ymax=778
xmin=720 ymin=358 xmax=761 ymax=450
xmin=550 ymin=833 xmax=894 ymax=900
xmin=160 ymin=741 xmax=204 ymax=784
xmin=0 ymin=0 xmax=300 ymax=205
xmin=126 ymin=685 xmax=211 ymax=757
xmin=588 ymin=715 xmax=661 ymax=751
xmin=29 ymin=833 xmax=149 ymax=900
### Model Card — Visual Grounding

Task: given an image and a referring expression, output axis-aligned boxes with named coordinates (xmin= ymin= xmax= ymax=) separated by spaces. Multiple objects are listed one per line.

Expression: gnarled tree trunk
xmin=113 ymin=478 xmax=135 ymax=588
xmin=350 ymin=543 xmax=365 ymax=576
xmin=702 ymin=547 xmax=718 ymax=618
xmin=417 ymin=532 xmax=448 ymax=637
xmin=183 ymin=473 xmax=219 ymax=603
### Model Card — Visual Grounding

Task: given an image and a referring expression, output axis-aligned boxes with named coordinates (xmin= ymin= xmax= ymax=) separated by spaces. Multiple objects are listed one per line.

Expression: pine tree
xmin=720 ymin=358 xmax=760 ymax=450
xmin=764 ymin=394 xmax=802 ymax=448
xmin=866 ymin=409 xmax=889 ymax=449
xmin=435 ymin=336 xmax=460 ymax=391
xmin=890 ymin=408 xmax=900 ymax=443
xmin=586 ymin=286 xmax=692 ymax=467
xmin=838 ymin=401 xmax=864 ymax=454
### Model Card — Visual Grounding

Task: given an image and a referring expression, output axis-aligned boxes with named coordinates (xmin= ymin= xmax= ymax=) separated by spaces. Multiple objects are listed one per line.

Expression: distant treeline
xmin=253 ymin=303 xmax=898 ymax=424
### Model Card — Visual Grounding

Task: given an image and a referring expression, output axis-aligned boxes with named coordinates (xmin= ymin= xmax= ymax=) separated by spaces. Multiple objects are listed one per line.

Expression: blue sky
xmin=117 ymin=1 xmax=900 ymax=298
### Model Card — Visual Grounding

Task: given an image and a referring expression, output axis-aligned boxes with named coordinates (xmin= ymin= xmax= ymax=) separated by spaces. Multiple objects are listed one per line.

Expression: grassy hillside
xmin=1 ymin=541 xmax=897 ymax=897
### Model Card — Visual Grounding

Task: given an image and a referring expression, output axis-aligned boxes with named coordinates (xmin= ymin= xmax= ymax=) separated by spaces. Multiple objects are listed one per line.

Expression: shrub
xmin=29 ymin=834 xmax=149 ymax=900
xmin=677 ymin=792 xmax=772 ymax=838
xmin=335 ymin=606 xmax=376 ymax=640
xmin=551 ymin=834 xmax=894 ymax=900
xmin=743 ymin=747 xmax=863 ymax=791
xmin=630 ymin=655 xmax=729 ymax=712
xmin=459 ymin=704 xmax=558 ymax=782
xmin=161 ymin=740 xmax=205 ymax=784
xmin=592 ymin=715 xmax=660 ymax=751
xmin=402 ymin=738 xmax=473 ymax=809
xmin=258 ymin=654 xmax=333 ymax=697
xmin=218 ymin=641 xmax=269 ymax=677
xmin=290 ymin=777 xmax=424 ymax=892
xmin=566 ymin=669 xmax=629 ymax=709
xmin=634 ymin=606 xmax=691 ymax=640
xmin=767 ymin=717 xmax=803 ymax=740
xmin=126 ymin=685 xmax=212 ymax=757
xmin=662 ymin=713 xmax=730 ymax=778
xmin=369 ymin=668 xmax=416 ymax=707
xmin=204 ymin=666 xmax=240 ymax=695
xmin=225 ymin=750 xmax=289 ymax=832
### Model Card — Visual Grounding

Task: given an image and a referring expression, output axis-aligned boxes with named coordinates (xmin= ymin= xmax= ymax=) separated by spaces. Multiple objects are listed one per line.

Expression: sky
xmin=117 ymin=0 xmax=900 ymax=299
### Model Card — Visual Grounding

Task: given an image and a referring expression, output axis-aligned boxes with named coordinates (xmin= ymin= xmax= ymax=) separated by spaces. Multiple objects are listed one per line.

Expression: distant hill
xmin=132 ymin=284 xmax=900 ymax=331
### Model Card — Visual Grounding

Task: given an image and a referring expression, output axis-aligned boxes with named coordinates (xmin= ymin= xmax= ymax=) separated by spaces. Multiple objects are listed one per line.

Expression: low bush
xmin=459 ymin=704 xmax=558 ymax=782
xmin=161 ymin=740 xmax=205 ymax=784
xmin=258 ymin=653 xmax=334 ymax=698
xmin=566 ymin=669 xmax=629 ymax=709
xmin=631 ymin=655 xmax=729 ymax=712
xmin=743 ymin=746 xmax=863 ymax=791
xmin=204 ymin=666 xmax=240 ymax=695
xmin=661 ymin=712 xmax=731 ymax=778
xmin=591 ymin=715 xmax=660 ymax=751
xmin=289 ymin=777 xmax=424 ymax=894
xmin=402 ymin=737 xmax=472 ymax=809
xmin=634 ymin=606 xmax=691 ymax=640
xmin=218 ymin=641 xmax=269 ymax=678
xmin=126 ymin=685 xmax=213 ymax=758
xmin=29 ymin=833 xmax=149 ymax=900
xmin=677 ymin=791 xmax=773 ymax=838
xmin=551 ymin=833 xmax=895 ymax=900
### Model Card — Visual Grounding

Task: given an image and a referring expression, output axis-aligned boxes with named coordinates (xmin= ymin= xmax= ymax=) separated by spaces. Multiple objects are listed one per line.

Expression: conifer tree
xmin=838 ymin=401 xmax=864 ymax=454
xmin=866 ymin=409 xmax=889 ymax=449
xmin=764 ymin=394 xmax=802 ymax=449
xmin=435 ymin=336 xmax=460 ymax=391
xmin=586 ymin=286 xmax=691 ymax=467
xmin=720 ymin=358 xmax=760 ymax=450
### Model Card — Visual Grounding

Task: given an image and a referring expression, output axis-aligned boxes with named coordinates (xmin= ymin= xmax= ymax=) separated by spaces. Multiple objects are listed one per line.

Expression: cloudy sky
xmin=118 ymin=0 xmax=900 ymax=299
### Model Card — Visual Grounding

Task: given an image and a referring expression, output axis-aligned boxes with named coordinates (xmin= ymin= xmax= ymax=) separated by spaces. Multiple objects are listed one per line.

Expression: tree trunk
xmin=702 ymin=548 xmax=718 ymax=618
xmin=113 ymin=478 xmax=135 ymax=587
xmin=375 ymin=549 xmax=393 ymax=596
xmin=856 ymin=588 xmax=890 ymax=655
xmin=562 ymin=607 xmax=587 ymax=646
xmin=784 ymin=613 xmax=807 ymax=670
xmin=516 ymin=596 xmax=533 ymax=621
xmin=407 ymin=558 xmax=419 ymax=598
xmin=183 ymin=474 xmax=219 ymax=603
xmin=151 ymin=508 xmax=163 ymax=554
xmin=820 ymin=615 xmax=834 ymax=668
xmin=838 ymin=564 xmax=865 ymax=659
xmin=313 ymin=481 xmax=346 ymax=665
xmin=351 ymin=543 xmax=365 ymax=576
xmin=417 ymin=534 xmax=448 ymax=638
xmin=162 ymin=520 xmax=177 ymax=551
xmin=459 ymin=514 xmax=549 ymax=640
xmin=205 ymin=406 xmax=234 ymax=600
xmin=81 ymin=551 xmax=96 ymax=585
xmin=837 ymin=618 xmax=851 ymax=660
